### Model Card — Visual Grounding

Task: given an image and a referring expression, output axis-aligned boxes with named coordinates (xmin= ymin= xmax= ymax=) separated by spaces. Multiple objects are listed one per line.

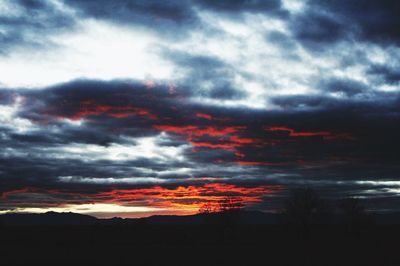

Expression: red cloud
xmin=2 ymin=183 xmax=283 ymax=215
xmin=196 ymin=112 xmax=213 ymax=120
xmin=55 ymin=102 xmax=157 ymax=120
xmin=154 ymin=125 xmax=270 ymax=160
xmin=236 ymin=161 xmax=289 ymax=166
xmin=265 ymin=126 xmax=353 ymax=140
xmin=195 ymin=112 xmax=231 ymax=121
xmin=154 ymin=124 xmax=269 ymax=158
xmin=190 ymin=136 xmax=264 ymax=150
xmin=229 ymin=135 xmax=257 ymax=145
xmin=153 ymin=125 xmax=245 ymax=137
xmin=191 ymin=141 xmax=239 ymax=150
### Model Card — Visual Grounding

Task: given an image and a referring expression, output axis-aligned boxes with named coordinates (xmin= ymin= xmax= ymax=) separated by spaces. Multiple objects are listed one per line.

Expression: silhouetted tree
xmin=338 ymin=197 xmax=373 ymax=235
xmin=198 ymin=197 xmax=244 ymax=227
xmin=283 ymin=188 xmax=332 ymax=236
xmin=217 ymin=196 xmax=244 ymax=213
xmin=339 ymin=197 xmax=366 ymax=219
xmin=216 ymin=196 xmax=244 ymax=231
xmin=198 ymin=201 xmax=215 ymax=214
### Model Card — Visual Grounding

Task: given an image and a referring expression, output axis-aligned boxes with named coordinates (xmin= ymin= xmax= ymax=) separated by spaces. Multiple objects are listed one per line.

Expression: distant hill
xmin=0 ymin=211 xmax=98 ymax=226
xmin=2 ymin=210 xmax=400 ymax=226
xmin=136 ymin=210 xmax=281 ymax=225
xmin=2 ymin=211 xmax=400 ymax=266
xmin=0 ymin=210 xmax=281 ymax=226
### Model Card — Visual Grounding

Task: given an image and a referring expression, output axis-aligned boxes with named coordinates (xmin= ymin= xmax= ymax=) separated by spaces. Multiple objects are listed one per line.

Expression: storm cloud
xmin=0 ymin=0 xmax=399 ymax=217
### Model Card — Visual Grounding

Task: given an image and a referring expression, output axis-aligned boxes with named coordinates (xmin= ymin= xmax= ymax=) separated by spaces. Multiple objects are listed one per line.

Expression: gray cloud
xmin=0 ymin=78 xmax=399 ymax=211
xmin=1 ymin=0 xmax=400 ymax=214
xmin=0 ymin=0 xmax=76 ymax=53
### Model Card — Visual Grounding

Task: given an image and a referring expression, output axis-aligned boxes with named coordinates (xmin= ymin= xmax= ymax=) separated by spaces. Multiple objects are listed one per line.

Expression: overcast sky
xmin=0 ymin=0 xmax=399 ymax=218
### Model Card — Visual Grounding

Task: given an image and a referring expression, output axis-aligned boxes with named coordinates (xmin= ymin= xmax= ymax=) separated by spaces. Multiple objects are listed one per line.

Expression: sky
xmin=0 ymin=0 xmax=399 ymax=218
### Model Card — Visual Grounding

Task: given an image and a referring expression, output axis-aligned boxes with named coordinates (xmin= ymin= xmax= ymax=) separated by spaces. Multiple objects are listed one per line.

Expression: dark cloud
xmin=68 ymin=0 xmax=194 ymax=23
xmin=164 ymin=52 xmax=247 ymax=99
xmin=287 ymin=0 xmax=400 ymax=53
xmin=65 ymin=0 xmax=288 ymax=39
xmin=0 ymin=0 xmax=76 ymax=53
xmin=0 ymin=89 xmax=17 ymax=105
xmin=320 ymin=78 xmax=370 ymax=97
xmin=307 ymin=0 xmax=400 ymax=45
xmin=2 ymin=0 xmax=400 ymax=58
xmin=368 ymin=64 xmax=400 ymax=85
xmin=66 ymin=0 xmax=199 ymax=38
xmin=291 ymin=10 xmax=348 ymax=49
xmin=195 ymin=0 xmax=288 ymax=16
xmin=270 ymin=93 xmax=396 ymax=111
xmin=0 ymin=78 xmax=399 ymax=213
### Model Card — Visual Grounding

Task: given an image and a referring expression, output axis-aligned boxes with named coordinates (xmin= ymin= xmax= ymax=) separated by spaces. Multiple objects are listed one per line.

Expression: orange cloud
xmin=99 ymin=183 xmax=283 ymax=213
xmin=2 ymin=183 xmax=283 ymax=215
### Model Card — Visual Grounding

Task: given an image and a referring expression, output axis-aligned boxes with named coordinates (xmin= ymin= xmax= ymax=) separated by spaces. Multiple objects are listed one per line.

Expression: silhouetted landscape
xmin=2 ymin=208 xmax=400 ymax=265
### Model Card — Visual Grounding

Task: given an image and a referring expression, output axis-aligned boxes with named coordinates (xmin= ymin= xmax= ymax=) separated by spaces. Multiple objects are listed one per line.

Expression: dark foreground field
xmin=1 ymin=214 xmax=400 ymax=266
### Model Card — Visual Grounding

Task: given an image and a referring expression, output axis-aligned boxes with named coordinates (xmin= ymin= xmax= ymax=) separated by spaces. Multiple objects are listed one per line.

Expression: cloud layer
xmin=0 ymin=0 xmax=399 ymax=216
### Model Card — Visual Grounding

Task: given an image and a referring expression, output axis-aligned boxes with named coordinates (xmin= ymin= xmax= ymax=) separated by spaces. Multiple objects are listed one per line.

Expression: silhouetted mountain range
xmin=0 ymin=211 xmax=98 ymax=226
xmin=2 ymin=211 xmax=400 ymax=265
xmin=0 ymin=210 xmax=281 ymax=226
xmin=2 ymin=211 xmax=400 ymax=226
